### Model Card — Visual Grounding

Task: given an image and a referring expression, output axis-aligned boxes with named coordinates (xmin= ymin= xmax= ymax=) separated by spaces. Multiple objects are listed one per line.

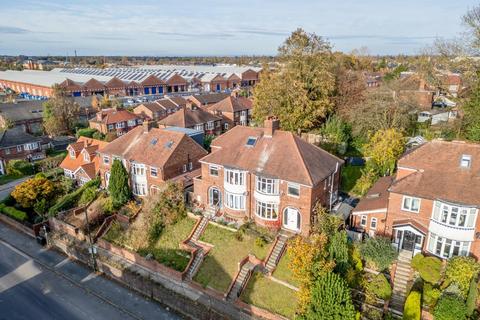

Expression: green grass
xmin=0 ymin=174 xmax=23 ymax=186
xmin=193 ymin=223 xmax=272 ymax=292
xmin=272 ymin=250 xmax=300 ymax=288
xmin=241 ymin=272 xmax=297 ymax=319
xmin=46 ymin=149 xmax=68 ymax=157
xmin=341 ymin=165 xmax=363 ymax=194
xmin=104 ymin=216 xmax=197 ymax=272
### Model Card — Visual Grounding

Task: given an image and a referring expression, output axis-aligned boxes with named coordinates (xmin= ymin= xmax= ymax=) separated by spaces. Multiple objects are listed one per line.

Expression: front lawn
xmin=193 ymin=223 xmax=272 ymax=292
xmin=272 ymin=249 xmax=300 ymax=288
xmin=104 ymin=216 xmax=197 ymax=272
xmin=341 ymin=165 xmax=363 ymax=194
xmin=241 ymin=272 xmax=297 ymax=319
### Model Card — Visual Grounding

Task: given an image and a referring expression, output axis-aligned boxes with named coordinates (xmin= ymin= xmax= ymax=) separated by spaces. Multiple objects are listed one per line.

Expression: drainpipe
xmin=329 ymin=162 xmax=339 ymax=212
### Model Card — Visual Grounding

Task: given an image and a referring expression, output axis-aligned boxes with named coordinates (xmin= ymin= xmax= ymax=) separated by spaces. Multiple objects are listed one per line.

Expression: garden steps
xmin=390 ymin=250 xmax=413 ymax=313
xmin=226 ymin=261 xmax=255 ymax=301
xmin=265 ymin=232 xmax=290 ymax=274
xmin=182 ymin=216 xmax=210 ymax=280
xmin=184 ymin=247 xmax=204 ymax=280
xmin=191 ymin=216 xmax=209 ymax=242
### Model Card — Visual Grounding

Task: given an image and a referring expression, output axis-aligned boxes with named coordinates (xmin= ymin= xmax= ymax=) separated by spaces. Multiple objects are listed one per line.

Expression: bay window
xmin=255 ymin=201 xmax=278 ymax=220
xmin=432 ymin=201 xmax=476 ymax=228
xmin=255 ymin=176 xmax=278 ymax=195
xmin=131 ymin=163 xmax=145 ymax=176
xmin=427 ymin=232 xmax=470 ymax=258
xmin=133 ymin=182 xmax=147 ymax=196
xmin=225 ymin=169 xmax=244 ymax=185
xmin=225 ymin=192 xmax=245 ymax=210
xmin=402 ymin=196 xmax=421 ymax=213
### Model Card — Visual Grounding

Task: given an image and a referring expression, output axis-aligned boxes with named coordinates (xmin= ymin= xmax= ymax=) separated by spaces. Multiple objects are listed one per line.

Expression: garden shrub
xmin=78 ymin=187 xmax=97 ymax=206
xmin=48 ymin=178 xmax=100 ymax=216
xmin=0 ymin=204 xmax=28 ymax=222
xmin=423 ymin=282 xmax=441 ymax=309
xmin=350 ymin=244 xmax=363 ymax=271
xmin=108 ymin=159 xmax=131 ymax=209
xmin=365 ymin=273 xmax=392 ymax=301
xmin=444 ymin=256 xmax=480 ymax=297
xmin=255 ymin=235 xmax=268 ymax=248
xmin=6 ymin=159 xmax=36 ymax=176
xmin=433 ymin=294 xmax=467 ymax=320
xmin=466 ymin=277 xmax=478 ymax=317
xmin=403 ymin=290 xmax=421 ymax=320
xmin=411 ymin=254 xmax=442 ymax=284
xmin=76 ymin=127 xmax=97 ymax=138
xmin=360 ymin=236 xmax=397 ymax=271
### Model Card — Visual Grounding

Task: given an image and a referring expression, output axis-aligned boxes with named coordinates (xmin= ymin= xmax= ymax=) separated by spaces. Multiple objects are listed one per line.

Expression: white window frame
xmin=225 ymin=192 xmax=245 ymax=210
xmin=150 ymin=167 xmax=158 ymax=177
xmin=103 ymin=155 xmax=110 ymax=165
xmin=83 ymin=152 xmax=89 ymax=162
xmin=131 ymin=163 xmax=146 ymax=176
xmin=255 ymin=201 xmax=278 ymax=220
xmin=127 ymin=119 xmax=136 ymax=127
xmin=225 ymin=169 xmax=245 ymax=186
xmin=287 ymin=182 xmax=300 ymax=197
xmin=195 ymin=124 xmax=204 ymax=132
xmin=209 ymin=165 xmax=219 ymax=176
xmin=108 ymin=124 xmax=114 ymax=130
xmin=360 ymin=215 xmax=367 ymax=227
xmin=255 ymin=176 xmax=278 ymax=195
xmin=182 ymin=164 xmax=187 ymax=173
xmin=206 ymin=121 xmax=214 ymax=130
xmin=461 ymin=154 xmax=471 ymax=168
xmin=116 ymin=122 xmax=125 ymax=129
xmin=133 ymin=182 xmax=147 ymax=196
xmin=16 ymin=145 xmax=22 ymax=152
xmin=427 ymin=232 xmax=471 ymax=259
xmin=401 ymin=196 xmax=421 ymax=213
xmin=5 ymin=148 xmax=10 ymax=155
xmin=370 ymin=217 xmax=377 ymax=230
xmin=432 ymin=201 xmax=476 ymax=228
xmin=188 ymin=162 xmax=193 ymax=171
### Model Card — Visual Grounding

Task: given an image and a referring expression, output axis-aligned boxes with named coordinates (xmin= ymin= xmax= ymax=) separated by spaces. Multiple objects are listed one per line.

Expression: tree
xmin=12 ymin=175 xmax=55 ymax=209
xmin=300 ymin=272 xmax=356 ymax=320
xmin=461 ymin=72 xmax=480 ymax=141
xmin=108 ymin=159 xmax=131 ymax=209
xmin=364 ymin=128 xmax=405 ymax=176
xmin=328 ymin=230 xmax=350 ymax=275
xmin=319 ymin=115 xmax=350 ymax=155
xmin=252 ymin=29 xmax=335 ymax=132
xmin=43 ymin=85 xmax=80 ymax=136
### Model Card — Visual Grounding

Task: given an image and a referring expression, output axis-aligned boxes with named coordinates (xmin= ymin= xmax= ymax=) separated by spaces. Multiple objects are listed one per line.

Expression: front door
xmin=283 ymin=208 xmax=300 ymax=231
xmin=209 ymin=188 xmax=221 ymax=207
xmin=402 ymin=230 xmax=416 ymax=251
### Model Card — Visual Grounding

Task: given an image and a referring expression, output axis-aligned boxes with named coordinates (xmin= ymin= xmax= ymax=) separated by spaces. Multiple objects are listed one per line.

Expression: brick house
xmin=187 ymin=93 xmax=230 ymax=108
xmin=193 ymin=118 xmax=343 ymax=235
xmin=89 ymin=108 xmax=142 ymax=137
xmin=207 ymin=94 xmax=253 ymax=131
xmin=59 ymin=137 xmax=108 ymax=185
xmin=354 ymin=140 xmax=480 ymax=259
xmin=97 ymin=122 xmax=208 ymax=196
xmin=133 ymin=97 xmax=184 ymax=121
xmin=0 ymin=127 xmax=45 ymax=174
xmin=158 ymin=103 xmax=223 ymax=136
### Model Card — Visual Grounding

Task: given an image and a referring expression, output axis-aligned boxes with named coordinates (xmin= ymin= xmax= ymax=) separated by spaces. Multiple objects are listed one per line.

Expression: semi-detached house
xmin=352 ymin=140 xmax=480 ymax=260
xmin=193 ymin=117 xmax=343 ymax=235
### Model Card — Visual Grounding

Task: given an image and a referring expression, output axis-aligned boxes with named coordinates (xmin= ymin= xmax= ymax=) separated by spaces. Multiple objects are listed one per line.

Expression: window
xmin=461 ymin=154 xmax=471 ymax=168
xmin=225 ymin=192 xmax=245 ymax=210
xmin=116 ymin=122 xmax=125 ymax=129
xmin=64 ymin=169 xmax=74 ymax=178
xmin=108 ymin=124 xmax=114 ymax=130
xmin=360 ymin=215 xmax=367 ymax=227
xmin=182 ymin=164 xmax=187 ymax=173
xmin=103 ymin=155 xmax=110 ymax=165
xmin=432 ymin=201 xmax=476 ymax=228
xmin=5 ymin=148 xmax=10 ymax=155
xmin=246 ymin=137 xmax=257 ymax=147
xmin=402 ymin=196 xmax=421 ymax=213
xmin=188 ymin=162 xmax=193 ymax=171
xmin=131 ymin=163 xmax=145 ymax=176
xmin=133 ymin=182 xmax=147 ymax=196
xmin=428 ymin=232 xmax=470 ymax=258
xmin=370 ymin=217 xmax=377 ymax=230
xmin=225 ymin=169 xmax=244 ymax=185
xmin=16 ymin=145 xmax=22 ymax=152
xmin=209 ymin=165 xmax=219 ymax=176
xmin=224 ymin=123 xmax=229 ymax=130
xmin=150 ymin=167 xmax=158 ymax=177
xmin=255 ymin=201 xmax=278 ymax=220
xmin=256 ymin=176 xmax=278 ymax=195
xmin=127 ymin=120 xmax=136 ymax=127
xmin=206 ymin=121 xmax=214 ymax=130
xmin=287 ymin=183 xmax=300 ymax=197
xmin=83 ymin=152 xmax=89 ymax=162
xmin=24 ymin=142 xmax=38 ymax=151
xmin=195 ymin=124 xmax=204 ymax=132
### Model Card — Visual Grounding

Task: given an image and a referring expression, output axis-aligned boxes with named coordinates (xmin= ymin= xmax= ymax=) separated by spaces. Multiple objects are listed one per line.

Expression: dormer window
xmin=246 ymin=137 xmax=257 ymax=147
xmin=461 ymin=154 xmax=471 ymax=168
xmin=83 ymin=152 xmax=89 ymax=162
xmin=69 ymin=149 xmax=75 ymax=159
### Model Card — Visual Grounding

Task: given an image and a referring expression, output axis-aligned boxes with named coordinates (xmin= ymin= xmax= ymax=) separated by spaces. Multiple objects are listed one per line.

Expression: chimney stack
xmin=264 ymin=116 xmax=279 ymax=137
xmin=143 ymin=120 xmax=156 ymax=133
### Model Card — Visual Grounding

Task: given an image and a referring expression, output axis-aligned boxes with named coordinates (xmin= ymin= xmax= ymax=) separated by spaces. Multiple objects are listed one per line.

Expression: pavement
xmin=0 ymin=222 xmax=182 ymax=320
xmin=0 ymin=176 xmax=30 ymax=200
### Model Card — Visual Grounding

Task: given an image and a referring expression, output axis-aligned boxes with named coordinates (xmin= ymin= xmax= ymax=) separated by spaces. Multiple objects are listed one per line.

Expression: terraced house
xmin=193 ymin=117 xmax=343 ymax=235
xmin=353 ymin=140 xmax=480 ymax=260
xmin=89 ymin=108 xmax=142 ymax=136
xmin=98 ymin=122 xmax=208 ymax=196
xmin=207 ymin=94 xmax=253 ymax=130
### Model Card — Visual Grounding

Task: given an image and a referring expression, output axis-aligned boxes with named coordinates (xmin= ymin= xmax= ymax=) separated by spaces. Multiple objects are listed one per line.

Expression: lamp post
xmin=84 ymin=198 xmax=98 ymax=272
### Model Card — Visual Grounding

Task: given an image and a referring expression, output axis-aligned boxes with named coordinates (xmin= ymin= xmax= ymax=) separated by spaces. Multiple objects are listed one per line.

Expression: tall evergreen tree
xmin=108 ymin=159 xmax=131 ymax=208
xmin=301 ymin=271 xmax=356 ymax=320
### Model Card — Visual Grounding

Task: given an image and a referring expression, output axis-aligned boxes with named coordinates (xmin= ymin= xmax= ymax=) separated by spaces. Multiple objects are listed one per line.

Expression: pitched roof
xmin=353 ymin=176 xmax=393 ymax=214
xmin=208 ymin=96 xmax=252 ymax=113
xmin=96 ymin=108 xmax=139 ymax=124
xmin=201 ymin=126 xmax=343 ymax=186
xmin=98 ymin=126 xmax=208 ymax=169
xmin=105 ymin=77 xmax=126 ymax=88
xmin=159 ymin=108 xmax=221 ymax=128
xmin=82 ymin=78 xmax=106 ymax=90
xmin=390 ymin=140 xmax=480 ymax=206
xmin=190 ymin=93 xmax=229 ymax=105
xmin=60 ymin=137 xmax=107 ymax=178
xmin=0 ymin=127 xmax=42 ymax=148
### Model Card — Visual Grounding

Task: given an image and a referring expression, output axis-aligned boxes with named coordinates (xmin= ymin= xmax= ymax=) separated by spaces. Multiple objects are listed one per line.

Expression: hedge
xmin=6 ymin=159 xmax=36 ymax=176
xmin=466 ymin=277 xmax=478 ymax=316
xmin=434 ymin=294 xmax=467 ymax=320
xmin=403 ymin=291 xmax=421 ymax=320
xmin=365 ymin=273 xmax=392 ymax=300
xmin=423 ymin=282 xmax=441 ymax=309
xmin=48 ymin=178 xmax=100 ymax=216
xmin=0 ymin=204 xmax=28 ymax=222
xmin=411 ymin=253 xmax=443 ymax=284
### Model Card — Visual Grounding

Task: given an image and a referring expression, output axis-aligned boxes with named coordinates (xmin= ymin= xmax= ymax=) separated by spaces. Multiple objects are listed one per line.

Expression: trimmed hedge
xmin=434 ymin=294 xmax=467 ymax=320
xmin=48 ymin=178 xmax=100 ymax=216
xmin=0 ymin=203 xmax=28 ymax=222
xmin=403 ymin=291 xmax=421 ymax=320
xmin=423 ymin=282 xmax=441 ymax=309
xmin=466 ymin=277 xmax=478 ymax=316
xmin=411 ymin=253 xmax=443 ymax=284
xmin=366 ymin=273 xmax=392 ymax=300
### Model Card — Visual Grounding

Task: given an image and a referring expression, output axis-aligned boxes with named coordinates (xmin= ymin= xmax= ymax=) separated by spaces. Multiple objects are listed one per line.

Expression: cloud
xmin=237 ymin=28 xmax=289 ymax=37
xmin=85 ymin=35 xmax=134 ymax=41
xmin=328 ymin=34 xmax=438 ymax=41
xmin=0 ymin=26 xmax=31 ymax=34
xmin=155 ymin=31 xmax=234 ymax=39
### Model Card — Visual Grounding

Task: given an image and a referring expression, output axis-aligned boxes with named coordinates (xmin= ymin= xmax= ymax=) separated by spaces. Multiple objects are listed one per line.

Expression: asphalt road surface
xmin=0 ymin=223 xmax=182 ymax=320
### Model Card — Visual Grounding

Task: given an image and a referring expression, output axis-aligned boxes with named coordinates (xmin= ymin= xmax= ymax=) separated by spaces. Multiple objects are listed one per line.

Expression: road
xmin=0 ymin=222 xmax=182 ymax=320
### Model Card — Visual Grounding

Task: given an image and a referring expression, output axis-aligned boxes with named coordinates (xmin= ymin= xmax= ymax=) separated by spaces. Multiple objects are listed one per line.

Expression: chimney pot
xmin=264 ymin=116 xmax=279 ymax=137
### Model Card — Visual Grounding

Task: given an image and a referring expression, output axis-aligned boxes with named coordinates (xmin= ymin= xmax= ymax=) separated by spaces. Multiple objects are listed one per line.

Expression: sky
xmin=0 ymin=0 xmax=478 ymax=56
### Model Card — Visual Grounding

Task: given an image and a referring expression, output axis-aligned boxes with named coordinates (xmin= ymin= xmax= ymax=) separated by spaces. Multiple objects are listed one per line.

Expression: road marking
xmin=54 ymin=257 xmax=71 ymax=269
xmin=0 ymin=260 xmax=42 ymax=293
xmin=0 ymin=239 xmax=30 ymax=259
xmin=81 ymin=272 xmax=97 ymax=283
